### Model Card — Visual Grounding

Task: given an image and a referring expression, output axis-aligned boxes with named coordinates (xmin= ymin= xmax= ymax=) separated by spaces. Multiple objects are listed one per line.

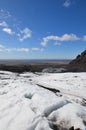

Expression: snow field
xmin=0 ymin=71 xmax=86 ymax=130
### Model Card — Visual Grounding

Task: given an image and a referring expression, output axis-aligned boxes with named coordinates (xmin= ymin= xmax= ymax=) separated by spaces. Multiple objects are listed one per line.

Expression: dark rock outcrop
xmin=68 ymin=50 xmax=86 ymax=72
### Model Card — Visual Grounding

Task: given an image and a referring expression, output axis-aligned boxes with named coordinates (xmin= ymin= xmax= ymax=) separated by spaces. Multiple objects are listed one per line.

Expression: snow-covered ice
xmin=0 ymin=71 xmax=86 ymax=130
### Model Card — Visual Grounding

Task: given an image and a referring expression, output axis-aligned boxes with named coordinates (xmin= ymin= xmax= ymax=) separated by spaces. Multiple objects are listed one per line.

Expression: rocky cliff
xmin=68 ymin=50 xmax=86 ymax=72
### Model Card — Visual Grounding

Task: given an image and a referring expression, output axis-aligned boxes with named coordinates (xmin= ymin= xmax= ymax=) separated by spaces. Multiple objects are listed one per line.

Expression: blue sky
xmin=0 ymin=0 xmax=86 ymax=59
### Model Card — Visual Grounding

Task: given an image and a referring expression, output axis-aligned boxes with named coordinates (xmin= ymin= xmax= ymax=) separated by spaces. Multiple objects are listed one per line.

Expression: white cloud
xmin=32 ymin=48 xmax=44 ymax=51
xmin=0 ymin=21 xmax=8 ymax=27
xmin=0 ymin=45 xmax=30 ymax=52
xmin=2 ymin=28 xmax=15 ymax=35
xmin=58 ymin=34 xmax=80 ymax=41
xmin=0 ymin=44 xmax=5 ymax=49
xmin=41 ymin=34 xmax=80 ymax=47
xmin=0 ymin=9 xmax=11 ymax=20
xmin=0 ymin=10 xmax=32 ymax=42
xmin=5 ymin=48 xmax=16 ymax=52
xmin=0 ymin=45 xmax=44 ymax=53
xmin=83 ymin=35 xmax=86 ymax=41
xmin=5 ymin=48 xmax=29 ymax=52
xmin=0 ymin=44 xmax=5 ymax=52
xmin=18 ymin=28 xmax=32 ymax=42
xmin=17 ymin=48 xmax=30 ymax=52
xmin=63 ymin=0 xmax=71 ymax=7
xmin=41 ymin=36 xmax=59 ymax=46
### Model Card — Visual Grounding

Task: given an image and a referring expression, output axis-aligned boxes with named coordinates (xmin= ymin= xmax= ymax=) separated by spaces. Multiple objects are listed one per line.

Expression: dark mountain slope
xmin=68 ymin=50 xmax=86 ymax=72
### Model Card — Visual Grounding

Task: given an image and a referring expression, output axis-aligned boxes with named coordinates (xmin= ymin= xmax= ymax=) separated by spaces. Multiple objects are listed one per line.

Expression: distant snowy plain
xmin=0 ymin=71 xmax=86 ymax=130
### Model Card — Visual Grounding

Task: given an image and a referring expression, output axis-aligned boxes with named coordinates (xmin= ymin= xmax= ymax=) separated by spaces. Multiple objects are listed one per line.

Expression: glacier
xmin=0 ymin=71 xmax=86 ymax=130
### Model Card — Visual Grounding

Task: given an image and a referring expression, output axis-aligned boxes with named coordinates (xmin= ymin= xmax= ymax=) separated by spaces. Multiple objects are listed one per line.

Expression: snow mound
xmin=43 ymin=99 xmax=71 ymax=117
xmin=48 ymin=103 xmax=86 ymax=130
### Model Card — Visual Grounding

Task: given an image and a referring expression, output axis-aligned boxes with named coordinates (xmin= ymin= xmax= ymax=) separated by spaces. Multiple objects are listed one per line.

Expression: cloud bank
xmin=41 ymin=34 xmax=80 ymax=47
xmin=0 ymin=44 xmax=43 ymax=53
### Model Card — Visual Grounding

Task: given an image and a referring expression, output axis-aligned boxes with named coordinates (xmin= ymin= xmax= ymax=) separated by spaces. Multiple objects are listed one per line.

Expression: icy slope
xmin=0 ymin=71 xmax=86 ymax=130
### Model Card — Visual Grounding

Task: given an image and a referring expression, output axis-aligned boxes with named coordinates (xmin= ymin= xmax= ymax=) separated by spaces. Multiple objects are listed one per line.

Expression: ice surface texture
xmin=0 ymin=71 xmax=86 ymax=130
